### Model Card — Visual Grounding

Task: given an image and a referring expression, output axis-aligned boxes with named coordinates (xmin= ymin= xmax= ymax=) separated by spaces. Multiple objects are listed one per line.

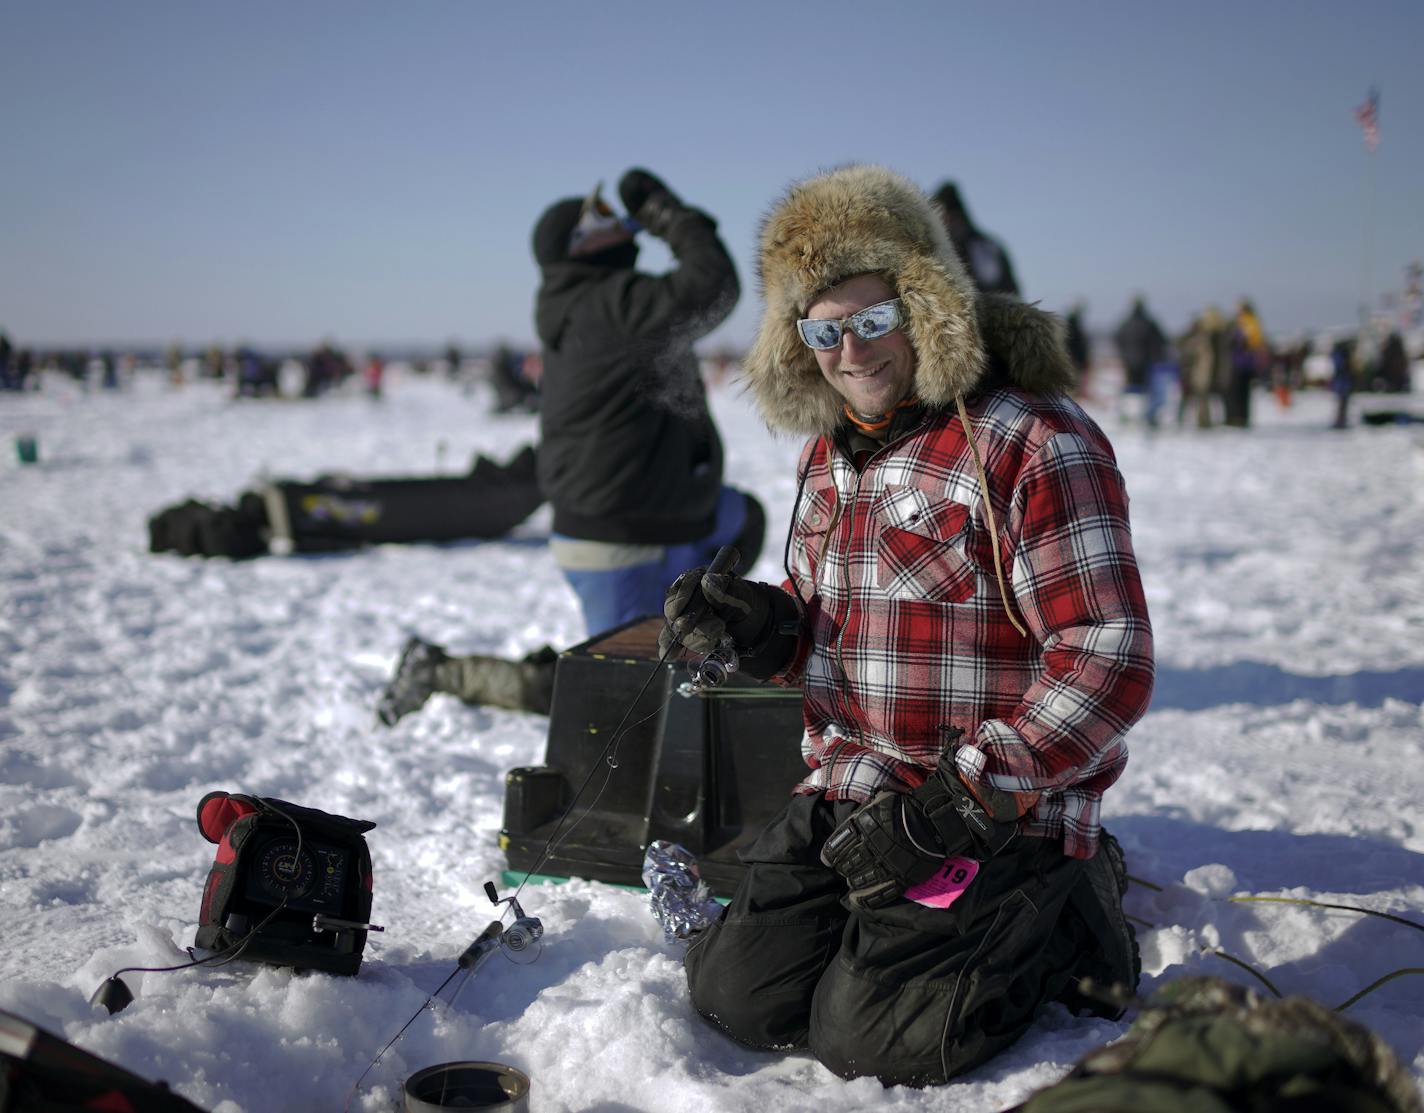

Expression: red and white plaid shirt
xmin=776 ymin=388 xmax=1154 ymax=858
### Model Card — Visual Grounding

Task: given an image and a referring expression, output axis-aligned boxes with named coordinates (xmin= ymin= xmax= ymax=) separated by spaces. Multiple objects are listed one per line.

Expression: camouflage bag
xmin=1011 ymin=976 xmax=1421 ymax=1113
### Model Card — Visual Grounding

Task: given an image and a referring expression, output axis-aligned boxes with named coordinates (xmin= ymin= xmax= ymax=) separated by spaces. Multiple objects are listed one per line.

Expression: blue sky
xmin=3 ymin=0 xmax=1420 ymax=350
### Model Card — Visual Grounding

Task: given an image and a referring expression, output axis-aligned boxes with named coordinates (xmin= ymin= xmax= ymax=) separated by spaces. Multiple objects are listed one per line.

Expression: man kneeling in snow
xmin=660 ymin=166 xmax=1155 ymax=1086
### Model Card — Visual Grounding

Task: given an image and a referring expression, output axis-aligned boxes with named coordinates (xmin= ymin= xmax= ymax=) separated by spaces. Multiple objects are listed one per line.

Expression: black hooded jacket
xmin=1114 ymin=302 xmax=1168 ymax=388
xmin=533 ymin=205 xmax=739 ymax=544
xmin=931 ymin=182 xmax=1021 ymax=297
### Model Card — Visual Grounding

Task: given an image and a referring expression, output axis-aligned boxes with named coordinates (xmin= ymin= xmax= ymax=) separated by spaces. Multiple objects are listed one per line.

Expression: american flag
xmin=1355 ymin=87 xmax=1380 ymax=152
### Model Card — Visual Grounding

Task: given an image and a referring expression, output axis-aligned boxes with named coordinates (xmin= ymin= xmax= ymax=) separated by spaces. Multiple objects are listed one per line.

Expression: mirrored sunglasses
xmin=797 ymin=298 xmax=907 ymax=350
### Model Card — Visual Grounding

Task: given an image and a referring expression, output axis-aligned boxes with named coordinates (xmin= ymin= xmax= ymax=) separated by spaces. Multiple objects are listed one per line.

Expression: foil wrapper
xmin=642 ymin=840 xmax=723 ymax=940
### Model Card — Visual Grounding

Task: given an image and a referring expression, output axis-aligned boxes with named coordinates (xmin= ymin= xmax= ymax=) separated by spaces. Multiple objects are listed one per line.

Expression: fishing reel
xmin=685 ymin=635 xmax=740 ymax=691
xmin=482 ymin=881 xmax=544 ymax=960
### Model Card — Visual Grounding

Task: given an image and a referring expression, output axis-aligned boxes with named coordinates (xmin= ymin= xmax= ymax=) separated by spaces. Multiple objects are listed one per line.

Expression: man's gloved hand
xmin=618 ymin=167 xmax=685 ymax=238
xmin=658 ymin=567 xmax=799 ymax=680
xmin=820 ymin=742 xmax=1019 ymax=910
xmin=659 ymin=566 xmax=772 ymax=658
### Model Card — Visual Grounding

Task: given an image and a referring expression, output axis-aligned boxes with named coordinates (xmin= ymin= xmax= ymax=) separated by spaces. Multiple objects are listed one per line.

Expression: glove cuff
xmin=737 ymin=586 xmax=801 ymax=680
xmin=913 ymin=757 xmax=1018 ymax=858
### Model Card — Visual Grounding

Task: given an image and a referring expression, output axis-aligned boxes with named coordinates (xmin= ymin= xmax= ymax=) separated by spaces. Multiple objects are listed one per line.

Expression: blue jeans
xmin=559 ymin=487 xmax=749 ymax=636
xmin=1145 ymin=361 xmax=1178 ymax=427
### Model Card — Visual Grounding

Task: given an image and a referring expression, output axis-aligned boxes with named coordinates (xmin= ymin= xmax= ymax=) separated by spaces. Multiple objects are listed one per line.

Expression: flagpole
xmin=1361 ymin=143 xmax=1375 ymax=332
xmin=1355 ymin=87 xmax=1380 ymax=333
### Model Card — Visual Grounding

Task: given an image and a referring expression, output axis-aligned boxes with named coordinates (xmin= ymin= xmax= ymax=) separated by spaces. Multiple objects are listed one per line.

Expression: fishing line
xmin=1127 ymin=872 xmax=1423 ymax=1011
xmin=506 ymin=651 xmax=679 ymax=908
xmin=342 ymin=964 xmax=471 ymax=1113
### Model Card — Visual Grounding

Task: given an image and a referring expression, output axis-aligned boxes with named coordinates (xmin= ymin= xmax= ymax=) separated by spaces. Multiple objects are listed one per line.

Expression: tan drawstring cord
xmin=955 ymin=394 xmax=1028 ymax=638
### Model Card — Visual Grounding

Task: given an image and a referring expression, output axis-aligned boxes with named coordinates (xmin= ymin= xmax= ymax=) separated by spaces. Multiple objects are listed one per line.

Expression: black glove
xmin=820 ymin=741 xmax=1019 ymax=910
xmin=618 ymin=167 xmax=685 ymax=238
xmin=658 ymin=567 xmax=799 ymax=680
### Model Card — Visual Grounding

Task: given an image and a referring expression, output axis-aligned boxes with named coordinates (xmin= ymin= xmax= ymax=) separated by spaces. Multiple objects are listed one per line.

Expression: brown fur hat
xmin=743 ymin=164 xmax=1074 ymax=436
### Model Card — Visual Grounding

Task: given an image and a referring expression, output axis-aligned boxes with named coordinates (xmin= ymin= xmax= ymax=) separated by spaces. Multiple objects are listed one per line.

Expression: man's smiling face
xmin=805 ymin=274 xmax=917 ymax=421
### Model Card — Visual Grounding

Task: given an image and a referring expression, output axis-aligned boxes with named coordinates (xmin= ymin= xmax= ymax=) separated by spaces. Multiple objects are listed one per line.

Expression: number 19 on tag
xmin=903 ymin=855 xmax=980 ymax=909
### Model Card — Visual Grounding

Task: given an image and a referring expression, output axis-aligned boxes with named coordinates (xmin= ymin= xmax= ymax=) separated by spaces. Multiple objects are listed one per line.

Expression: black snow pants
xmin=685 ymin=792 xmax=1136 ymax=1087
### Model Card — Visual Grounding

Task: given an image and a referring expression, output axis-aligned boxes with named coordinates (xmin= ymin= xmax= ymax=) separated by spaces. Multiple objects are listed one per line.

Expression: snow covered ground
xmin=2 ymin=367 xmax=1422 ymax=1112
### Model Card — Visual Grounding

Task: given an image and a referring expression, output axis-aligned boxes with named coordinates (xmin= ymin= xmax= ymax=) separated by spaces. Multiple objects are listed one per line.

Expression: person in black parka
xmin=931 ymin=181 xmax=1021 ymax=296
xmin=1114 ymin=295 xmax=1168 ymax=396
xmin=532 ymin=169 xmax=763 ymax=635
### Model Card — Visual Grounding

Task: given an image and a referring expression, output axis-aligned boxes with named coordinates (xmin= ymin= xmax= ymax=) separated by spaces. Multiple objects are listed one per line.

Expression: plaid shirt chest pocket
xmin=873 ymin=487 xmax=976 ymax=603
xmin=792 ymin=485 xmax=839 ymax=588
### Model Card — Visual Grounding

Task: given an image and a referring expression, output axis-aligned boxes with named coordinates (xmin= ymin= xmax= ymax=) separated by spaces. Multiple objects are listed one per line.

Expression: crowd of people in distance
xmin=0 ymin=331 xmax=545 ymax=410
xmin=1105 ymin=296 xmax=1416 ymax=432
xmin=0 ymin=335 xmax=125 ymax=392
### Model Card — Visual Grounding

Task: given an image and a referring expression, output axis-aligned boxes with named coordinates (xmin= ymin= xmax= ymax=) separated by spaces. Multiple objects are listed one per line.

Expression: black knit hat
xmin=932 ymin=181 xmax=966 ymax=218
xmin=532 ymin=198 xmax=583 ymax=266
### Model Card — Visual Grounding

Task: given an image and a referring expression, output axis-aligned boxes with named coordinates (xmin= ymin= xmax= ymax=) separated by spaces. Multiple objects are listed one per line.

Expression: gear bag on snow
xmin=146 ymin=493 xmax=268 ymax=560
xmin=148 ymin=444 xmax=543 ymax=558
xmin=0 ymin=1009 xmax=208 ymax=1113
xmin=1009 ymin=975 xmax=1422 ymax=1113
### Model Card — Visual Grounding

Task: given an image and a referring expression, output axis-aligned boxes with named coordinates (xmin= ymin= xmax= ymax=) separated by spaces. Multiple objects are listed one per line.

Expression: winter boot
xmin=1053 ymin=828 xmax=1140 ymax=1019
xmin=435 ymin=646 xmax=558 ymax=715
xmin=376 ymin=637 xmax=448 ymax=726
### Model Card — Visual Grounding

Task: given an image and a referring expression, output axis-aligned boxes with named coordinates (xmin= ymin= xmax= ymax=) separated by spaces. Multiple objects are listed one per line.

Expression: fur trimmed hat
xmin=743 ymin=165 xmax=1073 ymax=436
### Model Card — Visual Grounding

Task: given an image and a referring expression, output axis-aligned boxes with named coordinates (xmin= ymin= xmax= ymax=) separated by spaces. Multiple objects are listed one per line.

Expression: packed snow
xmin=2 ymin=367 xmax=1422 ymax=1112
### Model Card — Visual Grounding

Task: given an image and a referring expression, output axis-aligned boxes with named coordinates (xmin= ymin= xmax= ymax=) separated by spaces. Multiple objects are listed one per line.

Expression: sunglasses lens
xmin=850 ymin=301 xmax=901 ymax=340
xmin=798 ymin=319 xmax=843 ymax=350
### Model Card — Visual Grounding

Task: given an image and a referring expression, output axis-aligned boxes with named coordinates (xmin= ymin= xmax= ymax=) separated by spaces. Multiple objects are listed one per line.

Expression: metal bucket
xmin=404 ymin=1061 xmax=530 ymax=1112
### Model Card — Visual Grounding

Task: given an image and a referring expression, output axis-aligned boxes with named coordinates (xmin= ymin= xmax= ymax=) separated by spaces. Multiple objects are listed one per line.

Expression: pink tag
xmin=904 ymin=856 xmax=980 ymax=909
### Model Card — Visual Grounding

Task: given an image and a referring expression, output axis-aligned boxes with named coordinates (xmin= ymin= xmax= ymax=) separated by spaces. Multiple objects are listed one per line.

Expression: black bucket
xmin=404 ymin=1061 xmax=530 ymax=1112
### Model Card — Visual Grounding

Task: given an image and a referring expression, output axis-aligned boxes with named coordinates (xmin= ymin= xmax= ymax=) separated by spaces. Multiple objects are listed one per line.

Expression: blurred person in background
xmin=1270 ymin=337 xmax=1309 ymax=408
xmin=363 ymin=351 xmax=385 ymax=399
xmin=1114 ymin=296 xmax=1167 ymax=423
xmin=444 ymin=341 xmax=464 ymax=380
xmin=1178 ymin=307 xmax=1227 ymax=429
xmin=165 ymin=342 xmax=185 ymax=387
xmin=489 ymin=341 xmax=540 ymax=413
xmin=931 ymin=180 xmax=1021 ymax=295
xmin=13 ymin=347 xmax=34 ymax=391
xmin=1064 ymin=302 xmax=1092 ymax=395
xmin=203 ymin=344 xmax=226 ymax=381
xmin=1225 ymin=299 xmax=1268 ymax=428
xmin=233 ymin=345 xmax=277 ymax=398
xmin=1331 ymin=335 xmax=1356 ymax=429
xmin=303 ymin=340 xmax=350 ymax=398
xmin=1377 ymin=330 xmax=1409 ymax=393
